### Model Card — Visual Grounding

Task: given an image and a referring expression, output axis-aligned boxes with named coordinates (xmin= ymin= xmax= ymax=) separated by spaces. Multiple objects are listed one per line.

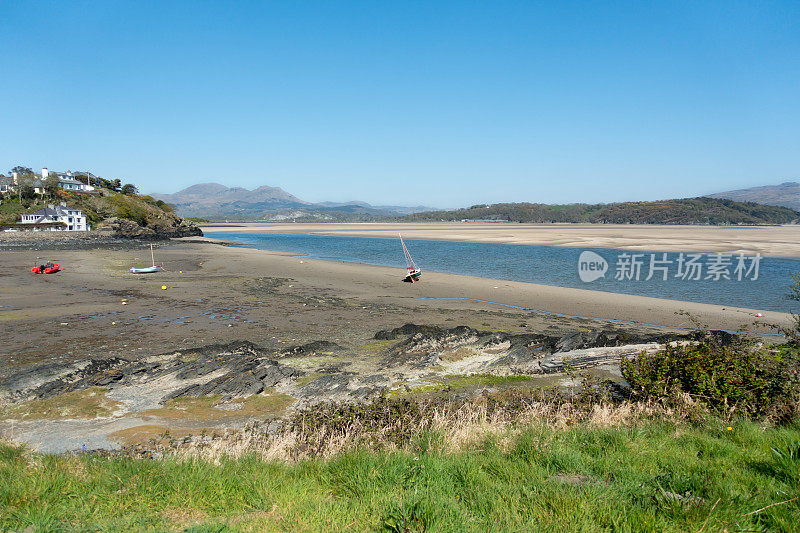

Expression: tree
xmin=44 ymin=175 xmax=60 ymax=198
xmin=10 ymin=166 xmax=33 ymax=176
xmin=120 ymin=183 xmax=138 ymax=195
xmin=112 ymin=179 xmax=122 ymax=191
xmin=20 ymin=184 xmax=36 ymax=202
xmin=15 ymin=172 xmax=36 ymax=203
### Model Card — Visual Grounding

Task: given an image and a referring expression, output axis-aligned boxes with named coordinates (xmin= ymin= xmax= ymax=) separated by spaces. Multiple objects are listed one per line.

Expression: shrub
xmin=155 ymin=200 xmax=173 ymax=213
xmin=621 ymin=342 xmax=799 ymax=420
xmin=107 ymin=194 xmax=149 ymax=226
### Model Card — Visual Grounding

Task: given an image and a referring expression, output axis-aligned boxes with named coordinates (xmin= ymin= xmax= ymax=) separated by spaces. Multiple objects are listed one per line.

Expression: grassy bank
xmin=2 ymin=418 xmax=799 ymax=532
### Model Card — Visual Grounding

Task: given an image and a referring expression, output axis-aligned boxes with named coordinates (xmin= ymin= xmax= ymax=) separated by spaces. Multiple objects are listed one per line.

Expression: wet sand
xmin=200 ymin=222 xmax=800 ymax=257
xmin=0 ymin=239 xmax=790 ymax=377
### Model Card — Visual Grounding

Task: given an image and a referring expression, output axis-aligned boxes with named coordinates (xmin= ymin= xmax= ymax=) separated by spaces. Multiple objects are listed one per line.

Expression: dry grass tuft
xmin=133 ymin=393 xmax=692 ymax=464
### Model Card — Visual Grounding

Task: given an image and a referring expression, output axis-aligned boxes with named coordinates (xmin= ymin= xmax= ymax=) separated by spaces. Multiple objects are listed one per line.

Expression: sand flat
xmin=200 ymin=222 xmax=800 ymax=257
xmin=1 ymin=239 xmax=788 ymax=373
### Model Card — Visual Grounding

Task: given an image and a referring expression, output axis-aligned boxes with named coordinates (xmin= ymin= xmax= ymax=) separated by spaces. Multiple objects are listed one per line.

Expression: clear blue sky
xmin=1 ymin=1 xmax=798 ymax=207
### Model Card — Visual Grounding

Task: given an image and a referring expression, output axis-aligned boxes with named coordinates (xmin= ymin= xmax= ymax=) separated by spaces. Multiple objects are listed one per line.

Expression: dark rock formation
xmin=278 ymin=340 xmax=343 ymax=358
xmin=1 ymin=341 xmax=297 ymax=405
xmin=96 ymin=216 xmax=202 ymax=239
xmin=379 ymin=323 xmax=707 ymax=371
xmin=165 ymin=360 xmax=297 ymax=401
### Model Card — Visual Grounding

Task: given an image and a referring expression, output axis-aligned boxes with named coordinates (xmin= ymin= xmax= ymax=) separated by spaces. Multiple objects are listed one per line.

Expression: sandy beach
xmin=200 ymin=222 xmax=800 ymax=257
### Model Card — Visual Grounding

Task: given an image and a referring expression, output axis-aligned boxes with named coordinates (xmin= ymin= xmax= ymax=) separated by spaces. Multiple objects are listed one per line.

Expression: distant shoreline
xmin=199 ymin=221 xmax=800 ymax=258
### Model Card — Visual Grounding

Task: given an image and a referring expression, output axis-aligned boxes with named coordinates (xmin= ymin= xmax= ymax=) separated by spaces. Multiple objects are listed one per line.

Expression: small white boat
xmin=131 ymin=244 xmax=162 ymax=274
xmin=130 ymin=265 xmax=161 ymax=274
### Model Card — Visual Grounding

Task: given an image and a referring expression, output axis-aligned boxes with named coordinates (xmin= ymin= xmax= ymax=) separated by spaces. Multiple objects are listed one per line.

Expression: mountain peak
xmin=708 ymin=182 xmax=800 ymax=211
xmin=149 ymin=182 xmax=437 ymax=220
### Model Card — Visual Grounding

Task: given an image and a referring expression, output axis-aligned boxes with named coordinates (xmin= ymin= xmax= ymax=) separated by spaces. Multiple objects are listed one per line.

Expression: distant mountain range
xmin=708 ymin=182 xmax=800 ymax=212
xmin=151 ymin=183 xmax=437 ymax=221
xmin=152 ymin=181 xmax=800 ymax=224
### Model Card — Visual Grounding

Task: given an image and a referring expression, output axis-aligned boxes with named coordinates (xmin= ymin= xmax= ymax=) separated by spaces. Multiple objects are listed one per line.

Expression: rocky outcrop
xmin=377 ymin=323 xmax=720 ymax=375
xmin=96 ymin=216 xmax=202 ymax=239
xmin=278 ymin=340 xmax=343 ymax=358
xmin=1 ymin=326 xmax=741 ymax=416
xmin=1 ymin=342 xmax=297 ymax=405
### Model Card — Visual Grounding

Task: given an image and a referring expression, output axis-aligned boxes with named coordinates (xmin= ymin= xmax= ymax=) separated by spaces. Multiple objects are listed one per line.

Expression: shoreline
xmin=199 ymin=234 xmax=799 ymax=315
xmin=200 ymin=243 xmax=793 ymax=333
xmin=0 ymin=239 xmax=793 ymax=336
xmin=199 ymin=222 xmax=800 ymax=258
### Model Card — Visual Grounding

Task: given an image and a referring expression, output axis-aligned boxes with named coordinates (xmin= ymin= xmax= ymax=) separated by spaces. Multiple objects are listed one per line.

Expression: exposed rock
xmin=96 ymin=216 xmax=202 ymax=239
xmin=2 ymin=342 xmax=297 ymax=405
xmin=278 ymin=340 xmax=343 ymax=358
xmin=384 ymin=326 xmax=482 ymax=367
xmin=296 ymin=374 xmax=355 ymax=400
xmin=378 ymin=323 xmax=706 ymax=375
xmin=165 ymin=360 xmax=298 ymax=401
xmin=374 ymin=323 xmax=448 ymax=340
xmin=1 ymin=326 xmax=731 ymax=420
xmin=0 ymin=361 xmax=92 ymax=399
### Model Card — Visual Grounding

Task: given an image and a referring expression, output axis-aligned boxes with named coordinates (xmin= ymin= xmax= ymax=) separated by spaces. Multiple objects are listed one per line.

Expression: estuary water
xmin=206 ymin=232 xmax=800 ymax=313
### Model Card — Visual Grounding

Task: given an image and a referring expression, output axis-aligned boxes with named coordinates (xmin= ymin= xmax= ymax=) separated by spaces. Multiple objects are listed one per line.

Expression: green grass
xmin=2 ymin=420 xmax=798 ymax=531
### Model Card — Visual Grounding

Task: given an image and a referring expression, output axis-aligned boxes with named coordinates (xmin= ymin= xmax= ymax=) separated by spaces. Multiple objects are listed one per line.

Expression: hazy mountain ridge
xmin=708 ymin=182 xmax=800 ymax=211
xmin=151 ymin=183 xmax=437 ymax=220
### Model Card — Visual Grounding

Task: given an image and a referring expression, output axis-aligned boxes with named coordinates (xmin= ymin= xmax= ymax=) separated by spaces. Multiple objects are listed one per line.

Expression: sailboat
xmin=400 ymin=233 xmax=421 ymax=283
xmin=130 ymin=244 xmax=162 ymax=274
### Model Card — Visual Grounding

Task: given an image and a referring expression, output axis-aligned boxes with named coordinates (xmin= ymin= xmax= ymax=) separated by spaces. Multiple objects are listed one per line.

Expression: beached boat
xmin=131 ymin=244 xmax=162 ymax=274
xmin=400 ymin=234 xmax=421 ymax=283
xmin=32 ymin=262 xmax=60 ymax=274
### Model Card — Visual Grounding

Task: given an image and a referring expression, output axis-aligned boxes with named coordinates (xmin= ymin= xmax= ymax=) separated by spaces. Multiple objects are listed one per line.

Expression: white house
xmin=19 ymin=203 xmax=89 ymax=231
xmin=41 ymin=168 xmax=96 ymax=192
xmin=0 ymin=175 xmax=13 ymax=194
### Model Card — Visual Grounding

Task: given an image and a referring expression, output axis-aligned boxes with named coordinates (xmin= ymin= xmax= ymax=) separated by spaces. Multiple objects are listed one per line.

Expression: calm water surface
xmin=206 ymin=232 xmax=800 ymax=313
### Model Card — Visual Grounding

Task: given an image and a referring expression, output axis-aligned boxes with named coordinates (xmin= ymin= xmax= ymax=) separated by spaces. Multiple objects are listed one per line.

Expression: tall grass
xmin=2 ymin=417 xmax=798 ymax=531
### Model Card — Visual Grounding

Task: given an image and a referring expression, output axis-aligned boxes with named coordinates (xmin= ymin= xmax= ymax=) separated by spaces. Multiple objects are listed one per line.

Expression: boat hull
xmin=402 ymin=270 xmax=421 ymax=283
xmin=130 ymin=266 xmax=161 ymax=274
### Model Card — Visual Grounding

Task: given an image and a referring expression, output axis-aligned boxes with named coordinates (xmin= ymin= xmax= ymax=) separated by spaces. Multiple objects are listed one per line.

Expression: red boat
xmin=32 ymin=262 xmax=60 ymax=274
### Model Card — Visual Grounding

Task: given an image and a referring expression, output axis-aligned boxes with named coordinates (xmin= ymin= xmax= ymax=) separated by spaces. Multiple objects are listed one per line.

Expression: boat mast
xmin=399 ymin=233 xmax=417 ymax=271
xmin=150 ymin=244 xmax=155 ymax=267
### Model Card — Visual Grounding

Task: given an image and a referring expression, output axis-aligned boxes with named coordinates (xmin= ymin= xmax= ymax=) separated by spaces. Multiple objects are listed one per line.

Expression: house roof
xmin=53 ymin=170 xmax=97 ymax=179
xmin=58 ymin=177 xmax=85 ymax=185
xmin=29 ymin=205 xmax=82 ymax=217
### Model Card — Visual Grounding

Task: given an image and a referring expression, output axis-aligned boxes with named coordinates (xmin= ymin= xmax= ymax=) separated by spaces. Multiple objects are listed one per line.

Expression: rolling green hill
xmin=399 ymin=197 xmax=800 ymax=225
